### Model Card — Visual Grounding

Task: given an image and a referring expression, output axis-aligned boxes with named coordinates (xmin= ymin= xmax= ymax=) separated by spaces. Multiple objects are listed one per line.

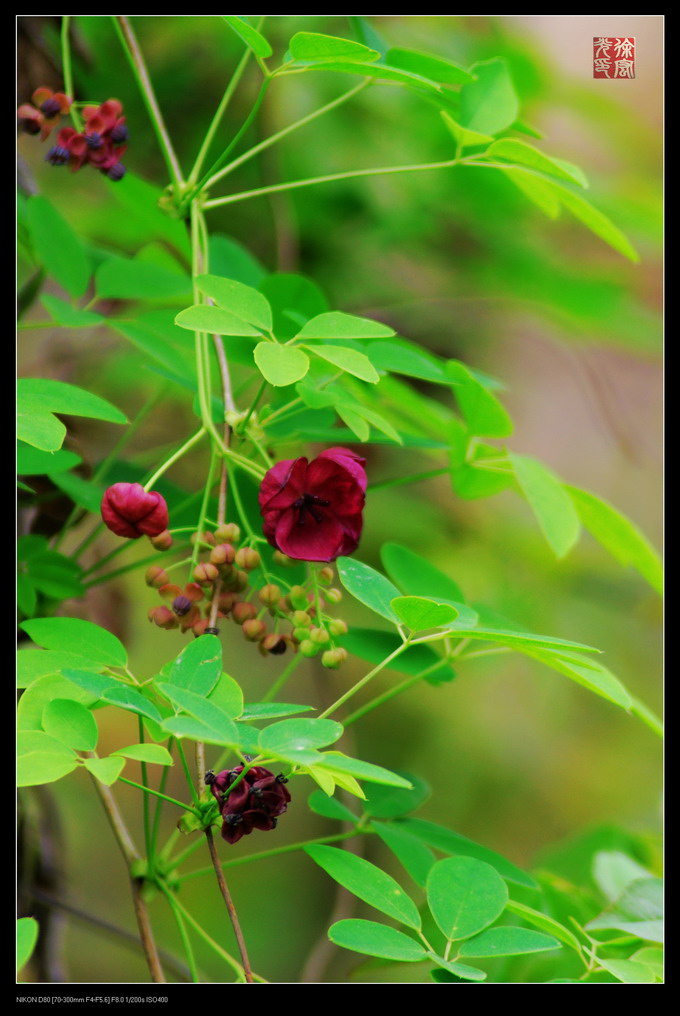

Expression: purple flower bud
xmin=172 ymin=595 xmax=193 ymax=617
xmin=106 ymin=162 xmax=126 ymax=182
xmin=111 ymin=123 xmax=128 ymax=144
xmin=45 ymin=145 xmax=70 ymax=166
xmin=85 ymin=131 xmax=103 ymax=149
xmin=40 ymin=97 xmax=62 ymax=118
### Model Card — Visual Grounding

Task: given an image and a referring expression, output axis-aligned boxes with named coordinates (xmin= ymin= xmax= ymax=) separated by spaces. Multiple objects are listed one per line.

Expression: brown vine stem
xmin=87 ymin=769 xmax=166 ymax=983
xmin=204 ymin=828 xmax=255 ymax=983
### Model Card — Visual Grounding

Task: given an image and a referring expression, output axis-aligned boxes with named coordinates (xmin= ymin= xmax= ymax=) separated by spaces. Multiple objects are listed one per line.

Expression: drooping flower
xmin=18 ymin=88 xmax=71 ymax=139
xmin=205 ymin=765 xmax=291 ymax=845
xmin=101 ymin=482 xmax=169 ymax=539
xmin=258 ymin=447 xmax=366 ymax=562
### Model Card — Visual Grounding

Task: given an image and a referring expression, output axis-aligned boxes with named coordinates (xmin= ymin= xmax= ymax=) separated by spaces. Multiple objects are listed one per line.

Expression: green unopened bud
xmin=325 ymin=587 xmax=342 ymax=604
xmin=289 ymin=586 xmax=308 ymax=611
xmin=293 ymin=627 xmax=311 ymax=641
xmin=258 ymin=583 xmax=281 ymax=606
xmin=210 ymin=543 xmax=236 ymax=566
xmin=318 ymin=567 xmax=334 ymax=586
xmin=214 ymin=523 xmax=241 ymax=544
xmin=321 ymin=648 xmax=344 ymax=669
xmin=292 ymin=610 xmax=312 ymax=627
xmin=242 ymin=618 xmax=267 ymax=642
xmin=193 ymin=562 xmax=219 ymax=585
xmin=328 ymin=618 xmax=348 ymax=636
xmin=299 ymin=639 xmax=320 ymax=658
xmin=235 ymin=547 xmax=261 ymax=570
xmin=309 ymin=626 xmax=330 ymax=644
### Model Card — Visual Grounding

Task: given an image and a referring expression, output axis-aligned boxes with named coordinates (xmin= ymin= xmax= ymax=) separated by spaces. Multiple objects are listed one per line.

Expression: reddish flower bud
xmin=101 ymin=483 xmax=168 ymax=539
xmin=260 ymin=633 xmax=290 ymax=656
xmin=259 ymin=448 xmax=366 ymax=562
xmin=145 ymin=566 xmax=169 ymax=588
xmin=150 ymin=529 xmax=173 ymax=551
xmin=235 ymin=547 xmax=261 ymax=570
xmin=210 ymin=543 xmax=236 ymax=566
xmin=242 ymin=618 xmax=267 ymax=642
xmin=207 ymin=765 xmax=291 ymax=845
xmin=192 ymin=618 xmax=213 ymax=637
xmin=258 ymin=584 xmax=281 ymax=607
xmin=148 ymin=605 xmax=178 ymax=630
xmin=214 ymin=522 xmax=241 ymax=543
xmin=232 ymin=602 xmax=257 ymax=625
xmin=193 ymin=562 xmax=219 ymax=585
xmin=318 ymin=567 xmax=334 ymax=585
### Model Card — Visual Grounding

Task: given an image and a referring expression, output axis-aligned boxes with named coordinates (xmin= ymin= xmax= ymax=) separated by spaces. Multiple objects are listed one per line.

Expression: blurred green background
xmin=18 ymin=15 xmax=662 ymax=983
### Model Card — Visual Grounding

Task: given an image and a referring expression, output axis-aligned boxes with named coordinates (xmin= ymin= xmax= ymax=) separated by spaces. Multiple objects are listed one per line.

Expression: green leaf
xmin=440 ymin=110 xmax=493 ymax=150
xmin=17 ymin=379 xmax=127 ymax=425
xmin=169 ymin=635 xmax=222 ymax=696
xmin=17 ymin=573 xmax=37 ymax=616
xmin=329 ymin=919 xmax=427 ymax=962
xmin=307 ymin=790 xmax=359 ymax=823
xmin=427 ymin=856 xmax=508 ymax=941
xmin=372 ymin=821 xmax=435 ymax=887
xmin=259 ymin=718 xmax=344 ymax=758
xmin=363 ymin=772 xmax=431 ymax=818
xmin=210 ymin=234 xmax=266 ymax=287
xmin=83 ymin=756 xmax=126 ymax=786
xmin=522 ymin=648 xmax=632 ymax=710
xmin=598 ymin=959 xmax=657 ymax=984
xmin=254 ymin=342 xmax=310 ymax=386
xmin=21 ymin=617 xmax=127 ymax=668
xmin=547 ymin=181 xmax=639 ymax=261
xmin=486 ymin=139 xmax=588 ymax=187
xmin=297 ymin=60 xmax=443 ymax=92
xmin=308 ymin=344 xmax=379 ymax=383
xmin=156 ymin=682 xmax=238 ymax=744
xmin=222 ymin=15 xmax=272 ymax=58
xmin=42 ymin=699 xmax=98 ymax=751
xmin=460 ymin=58 xmax=519 ymax=135
xmin=505 ymin=900 xmax=583 ymax=954
xmin=316 ymin=752 xmax=413 ymax=788
xmin=40 ymin=294 xmax=104 ymax=328
xmin=459 ymin=927 xmax=561 ymax=958
xmin=566 ymin=485 xmax=662 ymax=594
xmin=111 ymin=743 xmax=173 ymax=765
xmin=342 ymin=628 xmax=455 ymax=685
xmin=586 ymin=877 xmax=663 ymax=939
xmin=630 ymin=947 xmax=663 ymax=980
xmin=208 ymin=672 xmax=244 ymax=718
xmin=61 ymin=669 xmax=126 ymax=699
xmin=175 ymin=304 xmax=263 ymax=336
xmin=17 ymin=443 xmax=81 ymax=475
xmin=295 ymin=311 xmax=395 ymax=341
xmin=305 ymin=844 xmax=421 ymax=930
xmin=195 ymin=274 xmax=273 ymax=331
xmin=391 ymin=596 xmax=458 ymax=631
xmin=510 ymin=453 xmax=581 ymax=558
xmin=336 ymin=405 xmax=370 ymax=441
xmin=440 ymin=626 xmax=599 ymax=654
xmin=17 ymin=673 xmax=98 ymax=730
xmin=26 ymin=195 xmax=90 ymax=298
xmin=446 ymin=361 xmax=513 ymax=437
xmin=16 ymin=407 xmax=60 ymax=452
xmin=50 ymin=470 xmax=104 ymax=514
xmin=240 ymin=702 xmax=313 ymax=721
xmin=100 ymin=685 xmax=163 ymax=723
xmin=401 ymin=818 xmax=538 ymax=889
xmin=381 ymin=543 xmax=464 ymax=603
xmin=427 ymin=954 xmax=487 ymax=981
xmin=23 ymin=551 xmax=85 ymax=600
xmin=95 ymin=256 xmax=191 ymax=300
xmin=504 ymin=167 xmax=562 ymax=218
xmin=336 ymin=557 xmax=401 ymax=622
xmin=161 ymin=715 xmax=239 ymax=748
xmin=289 ymin=32 xmax=380 ymax=63
xmin=17 ymin=730 xmax=78 ymax=786
xmin=386 ymin=47 xmax=474 ymax=84
xmin=365 ymin=340 xmax=447 ymax=383
xmin=17 ymin=649 xmax=103 ymax=689
xmin=593 ymin=850 xmax=653 ymax=903
xmin=17 ymin=917 xmax=39 ymax=974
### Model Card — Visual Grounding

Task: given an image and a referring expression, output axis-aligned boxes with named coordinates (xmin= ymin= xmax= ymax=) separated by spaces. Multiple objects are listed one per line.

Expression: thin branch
xmin=204 ymin=828 xmax=254 ymax=983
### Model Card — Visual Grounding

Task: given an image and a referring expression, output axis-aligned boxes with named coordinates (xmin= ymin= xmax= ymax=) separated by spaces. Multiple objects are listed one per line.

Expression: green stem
xmin=61 ymin=17 xmax=82 ymax=131
xmin=112 ymin=16 xmax=184 ymax=191
xmin=83 ymin=545 xmax=190 ymax=588
xmin=204 ymin=828 xmax=255 ymax=983
xmin=318 ymin=642 xmax=411 ymax=719
xmin=177 ymin=740 xmax=201 ymax=806
xmin=138 ymin=717 xmax=152 ymax=872
xmin=203 ymin=157 xmax=461 ymax=209
xmin=368 ymin=467 xmax=449 ymax=491
xmin=158 ymin=883 xmax=200 ymax=983
xmin=143 ymin=427 xmax=206 ymax=492
xmin=262 ymin=653 xmax=303 ymax=702
xmin=117 ymin=777 xmax=202 ymax=818
xmin=343 ymin=658 xmax=450 ymax=726
xmin=150 ymin=738 xmax=174 ymax=869
xmin=187 ymin=43 xmax=253 ymax=185
xmin=190 ymin=447 xmax=219 ymax=572
xmin=235 ymin=378 xmax=267 ymax=436
xmin=207 ymin=80 xmax=369 ymax=190
xmin=94 ymin=385 xmax=170 ymax=486
xmin=177 ymin=829 xmax=359 ymax=882
xmin=165 ymin=891 xmax=256 ymax=981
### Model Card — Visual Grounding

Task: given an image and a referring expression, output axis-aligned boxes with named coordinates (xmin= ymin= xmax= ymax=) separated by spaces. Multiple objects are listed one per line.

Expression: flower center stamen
xmin=293 ymin=492 xmax=331 ymax=525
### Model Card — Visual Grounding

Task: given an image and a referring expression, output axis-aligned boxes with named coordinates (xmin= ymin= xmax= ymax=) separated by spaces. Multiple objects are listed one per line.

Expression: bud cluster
xmin=146 ymin=522 xmax=350 ymax=666
xmin=18 ymin=90 xmax=128 ymax=181
xmin=205 ymin=765 xmax=291 ymax=845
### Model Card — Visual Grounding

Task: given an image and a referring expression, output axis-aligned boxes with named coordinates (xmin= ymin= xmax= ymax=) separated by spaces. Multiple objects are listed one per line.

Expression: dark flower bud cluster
xmin=205 ymin=765 xmax=291 ymax=845
xmin=18 ymin=90 xmax=128 ymax=182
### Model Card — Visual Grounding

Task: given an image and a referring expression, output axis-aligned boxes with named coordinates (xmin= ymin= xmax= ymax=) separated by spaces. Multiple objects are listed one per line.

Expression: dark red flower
xmin=18 ymin=88 xmax=71 ymax=139
xmin=101 ymin=482 xmax=169 ymax=539
xmin=205 ymin=765 xmax=291 ymax=845
xmin=258 ymin=447 xmax=366 ymax=562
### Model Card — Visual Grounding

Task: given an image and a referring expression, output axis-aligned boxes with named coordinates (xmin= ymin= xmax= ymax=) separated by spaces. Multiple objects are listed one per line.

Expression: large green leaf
xmin=259 ymin=718 xmax=344 ymax=758
xmin=26 ymin=195 xmax=90 ymax=298
xmin=21 ymin=617 xmax=127 ymax=668
xmin=458 ymin=927 xmax=561 ymax=958
xmin=391 ymin=596 xmax=458 ymax=631
xmin=254 ymin=342 xmax=310 ymax=386
xmin=510 ymin=453 xmax=581 ymax=558
xmin=295 ymin=311 xmax=395 ymax=341
xmin=486 ymin=139 xmax=588 ymax=187
xmin=223 ymin=15 xmax=272 ymax=57
xmin=566 ymin=485 xmax=662 ymax=594
xmin=522 ymin=648 xmax=632 ymax=710
xmin=329 ymin=919 xmax=427 ymax=962
xmin=381 ymin=543 xmax=464 ymax=603
xmin=305 ymin=844 xmax=421 ymax=930
xmin=460 ymin=58 xmax=519 ymax=135
xmin=549 ymin=182 xmax=639 ymax=261
xmin=175 ymin=304 xmax=263 ymax=336
xmin=336 ymin=557 xmax=401 ymax=622
xmin=111 ymin=743 xmax=173 ymax=765
xmin=17 ymin=730 xmax=78 ymax=786
xmin=168 ymin=634 xmax=222 ymax=696
xmin=307 ymin=344 xmax=379 ymax=382
xmin=155 ymin=682 xmax=239 ymax=744
xmin=289 ymin=32 xmax=380 ymax=63
xmin=195 ymin=274 xmax=273 ymax=331
xmin=386 ymin=47 xmax=474 ymax=84
xmin=17 ymin=917 xmax=39 ymax=974
xmin=341 ymin=628 xmax=455 ymax=685
xmin=95 ymin=256 xmax=191 ymax=300
xmin=42 ymin=699 xmax=98 ymax=751
xmin=427 ymin=856 xmax=508 ymax=941
xmin=447 ymin=361 xmax=513 ymax=437
xmin=316 ymin=752 xmax=413 ymax=789
xmin=83 ymin=756 xmax=126 ymax=786
xmin=372 ymin=821 xmax=435 ymax=887
xmin=41 ymin=294 xmax=104 ymax=328
xmin=17 ymin=443 xmax=81 ymax=476
xmin=17 ymin=379 xmax=127 ymax=425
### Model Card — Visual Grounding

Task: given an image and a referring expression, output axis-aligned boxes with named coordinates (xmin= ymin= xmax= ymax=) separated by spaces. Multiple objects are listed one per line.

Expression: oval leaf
xmin=391 ymin=596 xmax=458 ymax=631
xmin=20 ymin=618 xmax=127 ymax=668
xmin=336 ymin=557 xmax=401 ymax=622
xmin=329 ymin=919 xmax=426 ymax=962
xmin=459 ymin=926 xmax=562 ymax=958
xmin=426 ymin=856 xmax=509 ymax=940
xmin=254 ymin=342 xmax=310 ymax=386
xmin=42 ymin=699 xmax=98 ymax=751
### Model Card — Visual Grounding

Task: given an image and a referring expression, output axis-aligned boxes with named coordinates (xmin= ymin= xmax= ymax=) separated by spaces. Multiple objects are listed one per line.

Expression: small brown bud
xmin=260 ymin=633 xmax=289 ymax=655
xmin=193 ymin=562 xmax=219 ymax=585
xmin=258 ymin=584 xmax=281 ymax=607
xmin=217 ymin=591 xmax=237 ymax=614
xmin=210 ymin=543 xmax=236 ymax=566
xmin=150 ymin=529 xmax=173 ymax=551
xmin=192 ymin=618 xmax=212 ymax=637
xmin=145 ymin=566 xmax=169 ymax=588
xmin=318 ymin=567 xmax=334 ymax=585
xmin=148 ymin=605 xmax=178 ymax=630
xmin=214 ymin=522 xmax=240 ymax=544
xmin=232 ymin=601 xmax=257 ymax=625
xmin=235 ymin=547 xmax=261 ymax=570
xmin=243 ymin=618 xmax=267 ymax=641
xmin=191 ymin=530 xmax=216 ymax=547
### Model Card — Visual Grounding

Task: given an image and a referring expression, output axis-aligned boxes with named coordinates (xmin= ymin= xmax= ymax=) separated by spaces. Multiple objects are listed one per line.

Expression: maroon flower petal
xmin=317 ymin=447 xmax=367 ymax=492
xmin=274 ymin=508 xmax=347 ymax=562
xmin=258 ymin=457 xmax=307 ymax=511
